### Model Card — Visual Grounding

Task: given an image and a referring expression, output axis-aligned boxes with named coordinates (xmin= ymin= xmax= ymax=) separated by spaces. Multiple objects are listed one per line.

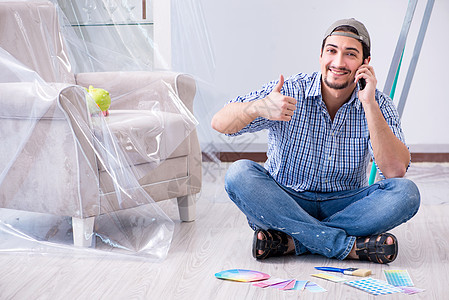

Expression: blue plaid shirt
xmin=227 ymin=72 xmax=408 ymax=192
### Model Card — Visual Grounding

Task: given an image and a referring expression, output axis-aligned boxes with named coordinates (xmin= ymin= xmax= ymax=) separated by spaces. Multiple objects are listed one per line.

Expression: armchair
xmin=0 ymin=1 xmax=201 ymax=249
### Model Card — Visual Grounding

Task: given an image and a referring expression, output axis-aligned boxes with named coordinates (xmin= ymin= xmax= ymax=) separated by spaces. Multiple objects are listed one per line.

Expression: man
xmin=211 ymin=18 xmax=420 ymax=264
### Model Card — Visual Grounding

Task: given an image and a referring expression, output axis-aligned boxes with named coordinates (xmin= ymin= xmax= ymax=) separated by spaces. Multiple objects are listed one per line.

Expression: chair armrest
xmin=0 ymin=82 xmax=73 ymax=119
xmin=0 ymin=82 xmax=93 ymax=151
xmin=0 ymin=82 xmax=100 ymax=217
xmin=75 ymin=71 xmax=196 ymax=113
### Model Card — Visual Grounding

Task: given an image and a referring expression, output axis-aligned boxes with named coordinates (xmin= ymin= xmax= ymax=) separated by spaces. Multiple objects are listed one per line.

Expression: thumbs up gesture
xmin=256 ymin=75 xmax=297 ymax=121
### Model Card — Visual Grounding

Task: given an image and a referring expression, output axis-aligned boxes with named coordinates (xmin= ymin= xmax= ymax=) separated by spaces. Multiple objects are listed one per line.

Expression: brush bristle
xmin=352 ymin=269 xmax=372 ymax=277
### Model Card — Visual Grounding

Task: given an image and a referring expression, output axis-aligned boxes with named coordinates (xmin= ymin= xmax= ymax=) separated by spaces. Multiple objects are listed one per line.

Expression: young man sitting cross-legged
xmin=211 ymin=18 xmax=420 ymax=264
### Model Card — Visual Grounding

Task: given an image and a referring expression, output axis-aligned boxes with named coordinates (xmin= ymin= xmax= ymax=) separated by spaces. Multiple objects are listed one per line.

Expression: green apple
xmin=87 ymin=85 xmax=111 ymax=115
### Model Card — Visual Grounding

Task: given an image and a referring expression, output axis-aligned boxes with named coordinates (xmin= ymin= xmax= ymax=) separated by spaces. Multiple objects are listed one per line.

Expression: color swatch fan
xmin=215 ymin=269 xmax=270 ymax=282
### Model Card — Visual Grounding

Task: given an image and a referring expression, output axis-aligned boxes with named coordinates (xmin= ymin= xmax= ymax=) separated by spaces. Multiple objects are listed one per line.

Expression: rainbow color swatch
xmin=215 ymin=269 xmax=271 ymax=282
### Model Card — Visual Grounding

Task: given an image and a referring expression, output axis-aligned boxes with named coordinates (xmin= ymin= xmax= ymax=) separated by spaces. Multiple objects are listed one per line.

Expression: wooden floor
xmin=0 ymin=162 xmax=448 ymax=299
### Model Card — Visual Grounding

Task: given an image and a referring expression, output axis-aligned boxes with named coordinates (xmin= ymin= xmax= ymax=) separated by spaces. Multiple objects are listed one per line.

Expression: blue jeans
xmin=224 ymin=160 xmax=420 ymax=260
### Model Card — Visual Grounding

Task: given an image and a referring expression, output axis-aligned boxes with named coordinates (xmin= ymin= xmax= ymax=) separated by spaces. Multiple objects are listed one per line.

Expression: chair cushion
xmin=98 ymin=155 xmax=189 ymax=204
xmin=98 ymin=110 xmax=191 ymax=171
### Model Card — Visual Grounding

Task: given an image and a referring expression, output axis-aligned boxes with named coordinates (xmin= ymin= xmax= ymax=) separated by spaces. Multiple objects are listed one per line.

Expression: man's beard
xmin=323 ymin=76 xmax=350 ymax=90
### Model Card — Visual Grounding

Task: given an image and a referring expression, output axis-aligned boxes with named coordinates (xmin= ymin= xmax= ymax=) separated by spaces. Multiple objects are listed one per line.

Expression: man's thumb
xmin=273 ymin=74 xmax=284 ymax=92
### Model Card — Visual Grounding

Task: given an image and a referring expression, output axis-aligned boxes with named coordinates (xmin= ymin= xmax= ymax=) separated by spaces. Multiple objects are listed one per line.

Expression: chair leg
xmin=177 ymin=195 xmax=196 ymax=222
xmin=72 ymin=216 xmax=95 ymax=247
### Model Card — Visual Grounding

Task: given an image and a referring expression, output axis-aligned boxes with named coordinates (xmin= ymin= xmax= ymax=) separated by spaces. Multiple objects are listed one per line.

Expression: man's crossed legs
xmin=225 ymin=160 xmax=420 ymax=263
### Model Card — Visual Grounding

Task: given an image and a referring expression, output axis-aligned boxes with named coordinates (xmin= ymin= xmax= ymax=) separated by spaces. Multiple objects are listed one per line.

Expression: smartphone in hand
xmin=359 ymin=78 xmax=366 ymax=90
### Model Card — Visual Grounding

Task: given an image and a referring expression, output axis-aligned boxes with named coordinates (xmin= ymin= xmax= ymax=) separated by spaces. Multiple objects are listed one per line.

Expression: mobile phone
xmin=359 ymin=78 xmax=366 ymax=90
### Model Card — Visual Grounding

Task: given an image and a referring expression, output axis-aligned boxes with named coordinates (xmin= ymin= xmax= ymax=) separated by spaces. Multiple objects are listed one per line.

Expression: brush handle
xmin=314 ymin=267 xmax=345 ymax=273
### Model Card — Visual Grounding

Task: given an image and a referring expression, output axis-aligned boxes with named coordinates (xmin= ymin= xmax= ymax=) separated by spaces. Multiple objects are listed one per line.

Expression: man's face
xmin=320 ymin=34 xmax=365 ymax=90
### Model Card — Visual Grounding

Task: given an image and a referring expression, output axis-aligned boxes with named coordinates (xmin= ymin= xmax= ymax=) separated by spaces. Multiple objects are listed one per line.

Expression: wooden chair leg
xmin=177 ymin=195 xmax=196 ymax=222
xmin=72 ymin=216 xmax=95 ymax=247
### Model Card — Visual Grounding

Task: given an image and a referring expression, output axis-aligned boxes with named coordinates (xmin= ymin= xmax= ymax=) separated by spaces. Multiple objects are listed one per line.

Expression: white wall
xmin=399 ymin=0 xmax=449 ymax=149
xmin=170 ymin=0 xmax=449 ymax=152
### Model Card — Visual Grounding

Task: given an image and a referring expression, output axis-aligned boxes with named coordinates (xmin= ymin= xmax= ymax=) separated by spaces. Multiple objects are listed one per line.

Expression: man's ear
xmin=364 ymin=57 xmax=371 ymax=65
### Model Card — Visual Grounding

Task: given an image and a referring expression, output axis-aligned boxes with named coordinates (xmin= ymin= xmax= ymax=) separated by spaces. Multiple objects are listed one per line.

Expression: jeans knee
xmin=388 ymin=178 xmax=421 ymax=215
xmin=404 ymin=179 xmax=421 ymax=214
xmin=224 ymin=159 xmax=257 ymax=193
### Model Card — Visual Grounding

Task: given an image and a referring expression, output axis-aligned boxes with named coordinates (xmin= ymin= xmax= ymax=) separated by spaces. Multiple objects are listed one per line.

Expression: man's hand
xmin=355 ymin=62 xmax=377 ymax=106
xmin=211 ymin=74 xmax=297 ymax=134
xmin=254 ymin=75 xmax=297 ymax=121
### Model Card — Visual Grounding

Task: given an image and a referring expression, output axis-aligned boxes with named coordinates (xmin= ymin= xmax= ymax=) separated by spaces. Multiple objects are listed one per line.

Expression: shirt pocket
xmin=335 ymin=137 xmax=369 ymax=183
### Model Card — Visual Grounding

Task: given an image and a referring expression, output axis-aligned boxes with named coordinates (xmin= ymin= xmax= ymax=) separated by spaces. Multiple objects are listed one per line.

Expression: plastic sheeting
xmin=56 ymin=0 xmax=156 ymax=73
xmin=0 ymin=1 xmax=197 ymax=260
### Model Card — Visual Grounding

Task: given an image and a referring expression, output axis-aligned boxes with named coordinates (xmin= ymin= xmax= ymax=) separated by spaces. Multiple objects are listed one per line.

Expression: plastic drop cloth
xmin=0 ymin=1 xmax=198 ymax=260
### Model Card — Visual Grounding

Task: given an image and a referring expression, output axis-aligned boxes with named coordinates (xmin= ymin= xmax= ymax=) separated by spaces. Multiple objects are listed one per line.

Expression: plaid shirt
xmin=227 ymin=72 xmax=408 ymax=192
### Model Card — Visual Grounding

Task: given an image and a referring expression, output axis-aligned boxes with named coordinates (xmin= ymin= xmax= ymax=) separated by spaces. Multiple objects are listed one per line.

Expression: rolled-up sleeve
xmin=225 ymin=81 xmax=279 ymax=137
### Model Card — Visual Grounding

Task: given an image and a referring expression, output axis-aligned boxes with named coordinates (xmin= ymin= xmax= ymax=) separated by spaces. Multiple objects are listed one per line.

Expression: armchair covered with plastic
xmin=0 ymin=1 xmax=201 ymax=259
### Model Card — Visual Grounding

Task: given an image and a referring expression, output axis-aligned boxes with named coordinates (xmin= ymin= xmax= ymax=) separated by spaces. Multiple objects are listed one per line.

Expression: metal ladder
xmin=368 ymin=0 xmax=434 ymax=184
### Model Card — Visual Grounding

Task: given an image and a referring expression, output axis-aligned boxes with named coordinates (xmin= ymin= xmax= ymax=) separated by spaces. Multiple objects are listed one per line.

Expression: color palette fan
xmin=215 ymin=269 xmax=270 ymax=282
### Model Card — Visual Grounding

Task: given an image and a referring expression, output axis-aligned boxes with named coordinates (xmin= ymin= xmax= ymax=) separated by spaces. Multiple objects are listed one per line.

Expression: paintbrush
xmin=314 ymin=267 xmax=372 ymax=277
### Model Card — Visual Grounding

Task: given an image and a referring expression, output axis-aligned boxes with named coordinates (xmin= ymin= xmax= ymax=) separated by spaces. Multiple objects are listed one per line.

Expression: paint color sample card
xmin=215 ymin=269 xmax=270 ymax=282
xmin=253 ymin=278 xmax=289 ymax=288
xmin=399 ymin=287 xmax=425 ymax=295
xmin=384 ymin=269 xmax=414 ymax=287
xmin=289 ymin=280 xmax=308 ymax=291
xmin=345 ymin=277 xmax=402 ymax=296
xmin=280 ymin=279 xmax=297 ymax=290
xmin=305 ymin=281 xmax=327 ymax=292
xmin=268 ymin=279 xmax=295 ymax=289
xmin=312 ymin=273 xmax=347 ymax=282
